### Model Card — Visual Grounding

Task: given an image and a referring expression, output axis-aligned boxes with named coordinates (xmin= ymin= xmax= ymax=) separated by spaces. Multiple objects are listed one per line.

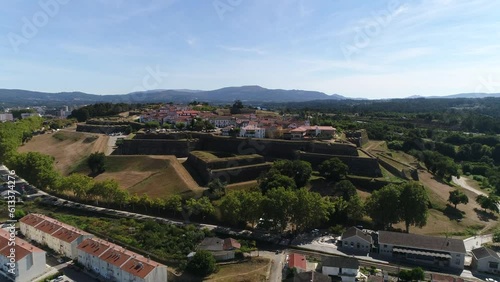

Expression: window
xmin=489 ymin=262 xmax=499 ymax=269
xmin=383 ymin=244 xmax=387 ymax=248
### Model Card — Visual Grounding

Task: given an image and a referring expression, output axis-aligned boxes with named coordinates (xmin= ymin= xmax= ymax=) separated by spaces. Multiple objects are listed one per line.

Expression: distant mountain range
xmin=0 ymin=86 xmax=346 ymax=107
xmin=0 ymin=86 xmax=499 ymax=107
xmin=406 ymin=93 xmax=500 ymax=99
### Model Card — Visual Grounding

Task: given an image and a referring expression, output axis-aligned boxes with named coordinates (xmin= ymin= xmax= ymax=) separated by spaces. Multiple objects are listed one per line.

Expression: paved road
xmin=464 ymin=235 xmax=493 ymax=252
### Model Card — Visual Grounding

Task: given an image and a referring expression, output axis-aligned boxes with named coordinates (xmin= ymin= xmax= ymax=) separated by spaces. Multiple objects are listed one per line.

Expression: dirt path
xmin=364 ymin=140 xmax=386 ymax=152
xmin=452 ymin=176 xmax=486 ymax=196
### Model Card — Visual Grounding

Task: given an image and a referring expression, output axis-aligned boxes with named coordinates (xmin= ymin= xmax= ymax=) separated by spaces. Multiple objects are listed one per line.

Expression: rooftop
xmin=378 ymin=231 xmax=466 ymax=254
xmin=288 ymin=253 xmax=307 ymax=270
xmin=342 ymin=227 xmax=373 ymax=244
xmin=0 ymin=229 xmax=45 ymax=261
xmin=471 ymin=247 xmax=500 ymax=260
xmin=322 ymin=256 xmax=360 ymax=269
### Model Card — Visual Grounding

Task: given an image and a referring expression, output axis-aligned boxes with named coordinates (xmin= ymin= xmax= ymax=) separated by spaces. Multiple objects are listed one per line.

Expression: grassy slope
xmin=363 ymin=140 xmax=498 ymax=236
xmin=20 ymin=130 xmax=202 ymax=199
xmin=18 ymin=130 xmax=108 ymax=175
xmin=76 ymin=155 xmax=203 ymax=198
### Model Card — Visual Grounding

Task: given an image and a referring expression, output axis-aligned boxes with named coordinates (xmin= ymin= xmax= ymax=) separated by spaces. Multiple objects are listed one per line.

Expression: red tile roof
xmin=121 ymin=256 xmax=157 ymax=279
xmin=77 ymin=238 xmax=111 ymax=257
xmin=51 ymin=227 xmax=84 ymax=243
xmin=288 ymin=253 xmax=307 ymax=271
xmin=0 ymin=229 xmax=44 ymax=261
xmin=100 ymin=248 xmax=132 ymax=267
xmin=19 ymin=213 xmax=45 ymax=227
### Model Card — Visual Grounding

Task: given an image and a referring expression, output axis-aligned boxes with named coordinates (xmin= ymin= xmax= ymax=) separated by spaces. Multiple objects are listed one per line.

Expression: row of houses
xmin=19 ymin=213 xmax=168 ymax=282
xmin=139 ymin=105 xmax=336 ymax=140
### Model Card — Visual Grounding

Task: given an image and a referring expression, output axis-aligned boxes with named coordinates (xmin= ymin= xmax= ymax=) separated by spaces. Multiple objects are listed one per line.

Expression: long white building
xmin=0 ymin=228 xmax=46 ymax=282
xmin=19 ymin=214 xmax=93 ymax=259
xmin=77 ymin=238 xmax=168 ymax=282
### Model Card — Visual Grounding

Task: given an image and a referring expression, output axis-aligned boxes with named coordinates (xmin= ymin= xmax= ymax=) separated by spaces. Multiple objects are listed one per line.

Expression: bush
xmin=399 ymin=267 xmax=424 ymax=281
xmin=186 ymin=250 xmax=217 ymax=277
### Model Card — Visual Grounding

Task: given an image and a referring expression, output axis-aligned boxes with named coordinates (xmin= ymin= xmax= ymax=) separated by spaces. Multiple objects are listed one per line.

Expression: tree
xmin=493 ymin=229 xmax=500 ymax=243
xmin=345 ymin=194 xmax=365 ymax=222
xmin=263 ymin=187 xmax=297 ymax=232
xmin=88 ymin=179 xmax=118 ymax=205
xmin=318 ymin=157 xmax=348 ymax=181
xmin=399 ymin=182 xmax=429 ymax=233
xmin=230 ymin=100 xmax=244 ymax=114
xmin=476 ymin=194 xmax=499 ymax=213
xmin=290 ymin=188 xmax=331 ymax=232
xmin=448 ymin=190 xmax=469 ymax=209
xmin=334 ymin=180 xmax=357 ymax=201
xmin=237 ymin=191 xmax=265 ymax=228
xmin=8 ymin=152 xmax=59 ymax=190
xmin=87 ymin=152 xmax=106 ymax=174
xmin=366 ymin=184 xmax=401 ymax=229
xmin=186 ymin=250 xmax=217 ymax=276
xmin=493 ymin=144 xmax=500 ymax=164
xmin=144 ymin=121 xmax=160 ymax=129
xmin=219 ymin=192 xmax=242 ymax=225
xmin=272 ymin=160 xmax=312 ymax=188
xmin=399 ymin=267 xmax=424 ymax=281
xmin=207 ymin=179 xmax=226 ymax=199
xmin=61 ymin=173 xmax=94 ymax=199
xmin=258 ymin=169 xmax=296 ymax=193
xmin=165 ymin=195 xmax=183 ymax=216
xmin=185 ymin=197 xmax=215 ymax=220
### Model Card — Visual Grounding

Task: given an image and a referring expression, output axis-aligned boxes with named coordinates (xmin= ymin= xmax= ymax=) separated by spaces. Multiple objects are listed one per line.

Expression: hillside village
xmin=138 ymin=102 xmax=337 ymax=140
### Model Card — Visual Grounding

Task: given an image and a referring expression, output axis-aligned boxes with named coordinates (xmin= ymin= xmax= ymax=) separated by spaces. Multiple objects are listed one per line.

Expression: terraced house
xmin=19 ymin=214 xmax=93 ymax=259
xmin=0 ymin=229 xmax=46 ymax=282
xmin=77 ymin=238 xmax=168 ymax=282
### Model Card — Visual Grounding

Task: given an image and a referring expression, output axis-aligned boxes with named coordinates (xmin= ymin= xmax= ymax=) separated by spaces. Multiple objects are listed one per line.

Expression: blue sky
xmin=1 ymin=0 xmax=500 ymax=99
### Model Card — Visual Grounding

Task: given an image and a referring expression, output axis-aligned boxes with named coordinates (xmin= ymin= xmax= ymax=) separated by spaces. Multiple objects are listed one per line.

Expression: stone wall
xmin=186 ymin=151 xmax=270 ymax=184
xmin=76 ymin=124 xmax=129 ymax=134
xmin=116 ymin=139 xmax=200 ymax=157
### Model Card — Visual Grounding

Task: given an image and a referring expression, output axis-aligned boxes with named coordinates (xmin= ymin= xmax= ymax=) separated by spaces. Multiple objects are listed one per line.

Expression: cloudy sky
xmin=1 ymin=0 xmax=500 ymax=98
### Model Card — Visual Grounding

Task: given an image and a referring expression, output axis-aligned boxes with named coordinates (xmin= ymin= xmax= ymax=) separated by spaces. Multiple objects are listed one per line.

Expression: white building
xmin=0 ymin=113 xmax=13 ymax=122
xmin=19 ymin=214 xmax=93 ymax=259
xmin=209 ymin=117 xmax=235 ymax=128
xmin=78 ymin=238 xmax=168 ymax=282
xmin=0 ymin=229 xmax=46 ymax=282
xmin=340 ymin=227 xmax=373 ymax=253
xmin=378 ymin=231 xmax=466 ymax=270
xmin=471 ymin=247 xmax=500 ymax=274
xmin=322 ymin=256 xmax=360 ymax=282
xmin=239 ymin=125 xmax=265 ymax=139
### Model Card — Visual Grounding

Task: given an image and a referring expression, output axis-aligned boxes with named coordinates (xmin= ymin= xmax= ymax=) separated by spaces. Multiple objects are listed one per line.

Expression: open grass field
xmin=18 ymin=129 xmax=109 ymax=175
xmin=19 ymin=128 xmax=203 ymax=199
xmin=78 ymin=155 xmax=203 ymax=198
xmin=205 ymin=258 xmax=270 ymax=282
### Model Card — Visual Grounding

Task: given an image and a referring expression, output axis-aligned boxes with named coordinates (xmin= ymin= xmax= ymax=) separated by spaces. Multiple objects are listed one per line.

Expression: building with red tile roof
xmin=19 ymin=214 xmax=92 ymax=259
xmin=0 ymin=228 xmax=46 ymax=282
xmin=288 ymin=253 xmax=307 ymax=272
xmin=77 ymin=238 xmax=168 ymax=282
